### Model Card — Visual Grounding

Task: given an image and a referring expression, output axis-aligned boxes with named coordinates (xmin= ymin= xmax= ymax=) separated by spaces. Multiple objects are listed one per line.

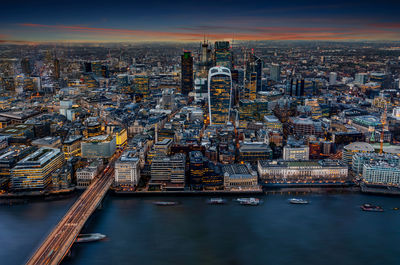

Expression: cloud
xmin=13 ymin=22 xmax=400 ymax=42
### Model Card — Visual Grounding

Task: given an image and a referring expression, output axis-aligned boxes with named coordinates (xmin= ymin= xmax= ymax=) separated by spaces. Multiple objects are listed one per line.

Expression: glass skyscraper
xmin=208 ymin=66 xmax=232 ymax=125
xmin=181 ymin=51 xmax=193 ymax=95
xmin=214 ymin=41 xmax=232 ymax=69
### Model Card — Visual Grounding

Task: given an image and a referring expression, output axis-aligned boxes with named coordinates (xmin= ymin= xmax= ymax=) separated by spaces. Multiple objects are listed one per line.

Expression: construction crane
xmin=380 ymin=103 xmax=387 ymax=154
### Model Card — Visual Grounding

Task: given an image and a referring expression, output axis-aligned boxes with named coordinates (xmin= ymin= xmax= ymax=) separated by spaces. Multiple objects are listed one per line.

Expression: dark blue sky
xmin=1 ymin=0 xmax=400 ymax=42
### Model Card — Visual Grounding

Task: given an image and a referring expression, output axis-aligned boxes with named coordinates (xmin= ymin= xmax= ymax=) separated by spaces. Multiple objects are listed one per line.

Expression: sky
xmin=1 ymin=0 xmax=400 ymax=43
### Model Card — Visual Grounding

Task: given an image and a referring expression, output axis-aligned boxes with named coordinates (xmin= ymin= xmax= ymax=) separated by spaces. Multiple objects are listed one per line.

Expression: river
xmin=2 ymin=193 xmax=400 ymax=265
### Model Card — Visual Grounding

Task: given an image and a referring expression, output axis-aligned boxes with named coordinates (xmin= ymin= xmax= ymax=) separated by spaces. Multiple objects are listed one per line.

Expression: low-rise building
xmin=283 ymin=144 xmax=309 ymax=161
xmin=238 ymin=142 xmax=273 ymax=164
xmin=258 ymin=160 xmax=348 ymax=185
xmin=62 ymin=135 xmax=82 ymax=159
xmin=81 ymin=135 xmax=116 ymax=159
xmin=343 ymin=142 xmax=374 ymax=165
xmin=76 ymin=161 xmax=101 ymax=189
xmin=115 ymin=151 xmax=140 ymax=186
xmin=363 ymin=162 xmax=400 ymax=185
xmin=222 ymin=164 xmax=258 ymax=190
xmin=352 ymin=153 xmax=400 ymax=175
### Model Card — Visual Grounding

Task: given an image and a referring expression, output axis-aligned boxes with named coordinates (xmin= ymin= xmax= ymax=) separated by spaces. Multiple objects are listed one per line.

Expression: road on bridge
xmin=26 ymin=151 xmax=122 ymax=265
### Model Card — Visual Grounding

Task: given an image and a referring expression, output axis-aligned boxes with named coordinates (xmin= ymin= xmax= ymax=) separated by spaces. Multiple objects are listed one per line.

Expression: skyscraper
xmin=21 ymin=58 xmax=31 ymax=75
xmin=181 ymin=51 xmax=193 ymax=95
xmin=270 ymin=63 xmax=281 ymax=82
xmin=197 ymin=40 xmax=212 ymax=78
xmin=208 ymin=66 xmax=232 ymax=125
xmin=53 ymin=59 xmax=60 ymax=79
xmin=215 ymin=41 xmax=232 ymax=69
xmin=246 ymin=52 xmax=263 ymax=91
xmin=329 ymin=72 xmax=337 ymax=86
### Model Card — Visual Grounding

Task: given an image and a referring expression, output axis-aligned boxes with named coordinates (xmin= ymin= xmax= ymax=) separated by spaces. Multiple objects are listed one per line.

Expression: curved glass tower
xmin=208 ymin=66 xmax=232 ymax=125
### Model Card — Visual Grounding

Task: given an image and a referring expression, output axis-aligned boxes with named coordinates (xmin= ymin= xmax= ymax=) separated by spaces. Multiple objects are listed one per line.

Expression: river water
xmin=2 ymin=193 xmax=400 ymax=265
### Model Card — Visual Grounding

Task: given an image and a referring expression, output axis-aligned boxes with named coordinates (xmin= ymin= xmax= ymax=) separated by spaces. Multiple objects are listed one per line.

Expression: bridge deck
xmin=26 ymin=169 xmax=114 ymax=265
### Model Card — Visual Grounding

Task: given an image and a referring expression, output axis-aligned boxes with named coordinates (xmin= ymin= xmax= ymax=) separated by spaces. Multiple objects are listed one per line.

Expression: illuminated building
xmin=283 ymin=144 xmax=309 ymax=160
xmin=189 ymin=151 xmax=204 ymax=190
xmin=134 ymin=76 xmax=150 ymax=100
xmin=115 ymin=128 xmax=128 ymax=148
xmin=84 ymin=118 xmax=102 ymax=138
xmin=270 ymin=63 xmax=280 ymax=82
xmin=286 ymin=78 xmax=305 ymax=97
xmin=0 ymin=145 xmax=35 ymax=189
xmin=91 ymin=61 xmax=103 ymax=77
xmin=62 ymin=135 xmax=82 ymax=159
xmin=115 ymin=151 xmax=140 ymax=186
xmin=117 ymin=74 xmax=131 ymax=93
xmin=181 ymin=51 xmax=193 ymax=95
xmin=288 ymin=116 xmax=322 ymax=136
xmin=214 ymin=41 xmax=232 ymax=69
xmin=81 ymin=135 xmax=116 ymax=159
xmin=363 ymin=162 xmax=400 ymax=185
xmin=342 ymin=142 xmax=374 ymax=165
xmin=258 ymin=160 xmax=348 ymax=186
xmin=208 ymin=66 xmax=232 ymax=125
xmin=238 ymin=142 xmax=273 ymax=164
xmin=154 ymin=139 xmax=173 ymax=155
xmin=222 ymin=164 xmax=258 ymax=190
xmin=263 ymin=115 xmax=282 ymax=130
xmin=239 ymin=99 xmax=269 ymax=124
xmin=11 ymin=147 xmax=65 ymax=190
xmin=355 ymin=73 xmax=368 ymax=85
xmin=197 ymin=40 xmax=212 ymax=78
xmin=246 ymin=52 xmax=263 ymax=92
xmin=352 ymin=153 xmax=400 ymax=175
xmin=245 ymin=72 xmax=257 ymax=100
xmin=76 ymin=161 xmax=101 ymax=189
xmin=202 ymin=160 xmax=223 ymax=190
xmin=393 ymin=107 xmax=400 ymax=120
xmin=150 ymin=153 xmax=186 ymax=188
xmin=304 ymin=99 xmax=322 ymax=119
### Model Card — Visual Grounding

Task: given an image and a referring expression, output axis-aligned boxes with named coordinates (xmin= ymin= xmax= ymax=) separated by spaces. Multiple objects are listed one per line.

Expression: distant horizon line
xmin=1 ymin=39 xmax=400 ymax=46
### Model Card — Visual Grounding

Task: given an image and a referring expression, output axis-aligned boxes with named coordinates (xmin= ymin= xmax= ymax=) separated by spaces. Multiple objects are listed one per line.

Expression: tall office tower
xmin=246 ymin=72 xmax=257 ymax=100
xmin=92 ymin=61 xmax=103 ymax=77
xmin=246 ymin=52 xmax=263 ymax=92
xmin=208 ymin=66 xmax=232 ymax=125
xmin=329 ymin=72 xmax=337 ymax=86
xmin=21 ymin=58 xmax=31 ymax=75
xmin=134 ymin=76 xmax=150 ymax=100
xmin=355 ymin=73 xmax=368 ymax=85
xmin=84 ymin=62 xmax=92 ymax=73
xmin=270 ymin=63 xmax=281 ymax=82
xmin=215 ymin=41 xmax=232 ymax=69
xmin=117 ymin=74 xmax=130 ymax=93
xmin=181 ymin=51 xmax=193 ymax=95
xmin=198 ymin=40 xmax=212 ymax=78
xmin=53 ymin=59 xmax=60 ymax=79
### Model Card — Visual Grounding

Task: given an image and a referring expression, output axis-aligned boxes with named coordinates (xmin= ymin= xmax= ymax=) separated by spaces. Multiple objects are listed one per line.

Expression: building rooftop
xmin=344 ymin=142 xmax=374 ymax=152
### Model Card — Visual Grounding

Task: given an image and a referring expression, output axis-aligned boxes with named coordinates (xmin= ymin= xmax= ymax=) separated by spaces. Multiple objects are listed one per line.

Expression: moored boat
xmin=207 ymin=198 xmax=227 ymax=205
xmin=236 ymin=197 xmax=260 ymax=206
xmin=289 ymin=198 xmax=309 ymax=204
xmin=360 ymin=203 xmax=383 ymax=212
xmin=153 ymin=201 xmax=178 ymax=206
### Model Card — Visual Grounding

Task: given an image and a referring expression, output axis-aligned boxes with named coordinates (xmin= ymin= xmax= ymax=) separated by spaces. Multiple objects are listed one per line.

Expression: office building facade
xmin=208 ymin=66 xmax=232 ymax=125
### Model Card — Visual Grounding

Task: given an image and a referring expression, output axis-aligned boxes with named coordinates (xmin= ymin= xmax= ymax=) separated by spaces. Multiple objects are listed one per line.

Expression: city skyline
xmin=1 ymin=0 xmax=400 ymax=43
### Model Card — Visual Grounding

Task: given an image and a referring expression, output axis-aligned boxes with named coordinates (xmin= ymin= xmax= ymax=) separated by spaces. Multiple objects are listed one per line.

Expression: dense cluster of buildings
xmin=0 ymin=41 xmax=399 ymax=195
